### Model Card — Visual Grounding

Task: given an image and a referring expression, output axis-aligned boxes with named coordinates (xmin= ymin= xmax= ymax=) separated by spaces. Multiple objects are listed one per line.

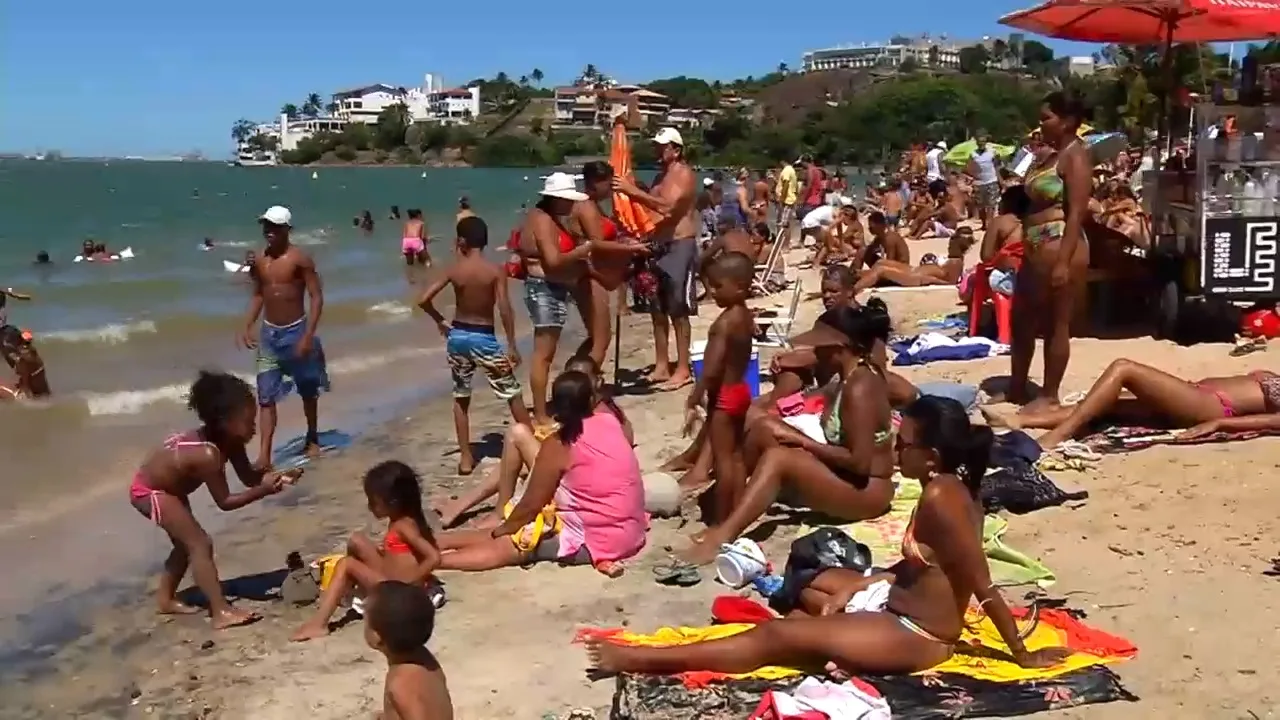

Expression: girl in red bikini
xmin=130 ymin=371 xmax=299 ymax=629
xmin=984 ymin=358 xmax=1280 ymax=450
xmin=292 ymin=460 xmax=440 ymax=641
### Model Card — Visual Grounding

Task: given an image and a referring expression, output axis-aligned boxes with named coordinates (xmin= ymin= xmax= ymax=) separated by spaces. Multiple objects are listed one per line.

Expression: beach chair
xmin=754 ymin=279 xmax=802 ymax=348
xmin=752 ymin=223 xmax=790 ymax=296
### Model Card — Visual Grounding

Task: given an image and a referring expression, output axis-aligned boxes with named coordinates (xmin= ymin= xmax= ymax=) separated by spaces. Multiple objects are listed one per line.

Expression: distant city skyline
xmin=1 ymin=0 xmax=1105 ymax=156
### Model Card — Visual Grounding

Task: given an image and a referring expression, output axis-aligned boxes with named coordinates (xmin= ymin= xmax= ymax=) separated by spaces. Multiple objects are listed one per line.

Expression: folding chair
xmin=752 ymin=222 xmax=790 ymax=296
xmin=753 ymin=279 xmax=802 ymax=348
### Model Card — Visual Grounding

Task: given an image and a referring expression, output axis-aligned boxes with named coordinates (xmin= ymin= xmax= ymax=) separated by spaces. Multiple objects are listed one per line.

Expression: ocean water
xmin=0 ymin=160 xmax=549 ymax=527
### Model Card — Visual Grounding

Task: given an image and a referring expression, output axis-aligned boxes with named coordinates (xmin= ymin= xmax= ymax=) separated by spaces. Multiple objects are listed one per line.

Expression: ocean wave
xmin=39 ymin=320 xmax=158 ymax=345
xmin=82 ymin=346 xmax=433 ymax=416
xmin=366 ymin=301 xmax=414 ymax=320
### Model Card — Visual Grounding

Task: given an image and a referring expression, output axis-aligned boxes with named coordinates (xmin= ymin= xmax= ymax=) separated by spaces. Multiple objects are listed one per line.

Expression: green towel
xmin=798 ymin=475 xmax=1055 ymax=588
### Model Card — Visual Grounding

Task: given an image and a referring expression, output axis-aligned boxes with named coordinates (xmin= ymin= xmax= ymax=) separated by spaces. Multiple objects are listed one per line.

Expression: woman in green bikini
xmin=1009 ymin=91 xmax=1093 ymax=413
xmin=681 ymin=303 xmax=896 ymax=565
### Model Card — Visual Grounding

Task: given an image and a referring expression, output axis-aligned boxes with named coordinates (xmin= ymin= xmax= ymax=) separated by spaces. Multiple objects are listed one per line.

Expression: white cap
xmin=935 ymin=141 xmax=948 ymax=150
xmin=652 ymin=127 xmax=684 ymax=146
xmin=702 ymin=177 xmax=715 ymax=187
xmin=539 ymin=172 xmax=588 ymax=201
xmin=259 ymin=205 xmax=292 ymax=225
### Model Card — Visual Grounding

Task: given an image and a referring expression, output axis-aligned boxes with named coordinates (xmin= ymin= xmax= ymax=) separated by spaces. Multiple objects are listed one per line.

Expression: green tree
xmin=959 ymin=45 xmax=991 ymax=74
xmin=231 ymin=118 xmax=256 ymax=145
xmin=519 ymin=75 xmax=529 ymax=87
xmin=1021 ymin=40 xmax=1056 ymax=76
xmin=645 ymin=76 xmax=718 ymax=108
xmin=928 ymin=45 xmax=941 ymax=67
xmin=992 ymin=39 xmax=1010 ymax=67
xmin=530 ymin=117 xmax=545 ymax=136
xmin=325 ymin=101 xmax=339 ymax=116
xmin=374 ymin=103 xmax=412 ymax=151
xmin=531 ymin=68 xmax=544 ymax=86
xmin=899 ymin=57 xmax=921 ymax=73
xmin=340 ymin=123 xmax=374 ymax=151
xmin=280 ymin=103 xmax=300 ymax=120
xmin=777 ymin=62 xmax=789 ymax=75
xmin=302 ymin=93 xmax=323 ymax=118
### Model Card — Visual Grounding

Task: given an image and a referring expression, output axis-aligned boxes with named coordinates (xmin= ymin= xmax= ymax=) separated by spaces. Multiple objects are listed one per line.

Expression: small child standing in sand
xmin=683 ymin=252 xmax=756 ymax=526
xmin=418 ymin=216 xmax=531 ymax=475
xmin=292 ymin=461 xmax=441 ymax=642
xmin=365 ymin=581 xmax=454 ymax=720
xmin=129 ymin=371 xmax=299 ymax=629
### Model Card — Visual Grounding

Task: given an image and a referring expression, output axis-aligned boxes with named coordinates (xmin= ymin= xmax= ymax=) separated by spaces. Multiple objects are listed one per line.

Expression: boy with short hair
xmin=419 ymin=216 xmax=531 ymax=475
xmin=365 ymin=581 xmax=454 ymax=720
xmin=683 ymin=252 xmax=756 ymax=532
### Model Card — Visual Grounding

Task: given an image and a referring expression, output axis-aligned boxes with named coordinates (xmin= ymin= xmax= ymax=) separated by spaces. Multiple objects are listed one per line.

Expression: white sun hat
xmin=652 ymin=127 xmax=684 ymax=146
xmin=259 ymin=205 xmax=292 ymax=225
xmin=539 ymin=172 xmax=588 ymax=201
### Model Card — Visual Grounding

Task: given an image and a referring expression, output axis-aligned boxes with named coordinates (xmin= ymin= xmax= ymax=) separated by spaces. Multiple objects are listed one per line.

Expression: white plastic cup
xmin=715 ymin=539 xmax=767 ymax=588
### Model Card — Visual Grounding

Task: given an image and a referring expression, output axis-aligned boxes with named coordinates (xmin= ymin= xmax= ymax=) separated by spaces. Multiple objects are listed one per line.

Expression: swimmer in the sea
xmin=0 ymin=326 xmax=49 ymax=400
xmin=202 ymin=238 xmax=215 ymax=251
xmin=77 ymin=239 xmax=95 ymax=261
xmin=34 ymin=251 xmax=51 ymax=265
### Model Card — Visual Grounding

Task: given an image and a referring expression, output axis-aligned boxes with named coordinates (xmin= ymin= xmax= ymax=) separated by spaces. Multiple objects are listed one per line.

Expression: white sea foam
xmin=83 ymin=347 xmax=433 ymax=416
xmin=366 ymin=301 xmax=413 ymax=320
xmin=40 ymin=320 xmax=158 ymax=345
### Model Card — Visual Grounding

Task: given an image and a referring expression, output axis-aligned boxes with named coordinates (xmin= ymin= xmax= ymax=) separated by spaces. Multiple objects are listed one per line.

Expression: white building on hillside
xmin=331 ymin=75 xmax=480 ymax=125
xmin=802 ymin=35 xmax=964 ymax=72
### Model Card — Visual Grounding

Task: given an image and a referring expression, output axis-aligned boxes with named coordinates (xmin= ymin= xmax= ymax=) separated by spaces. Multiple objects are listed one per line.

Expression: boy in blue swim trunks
xmin=419 ymin=215 xmax=530 ymax=475
xmin=238 ymin=205 xmax=329 ymax=470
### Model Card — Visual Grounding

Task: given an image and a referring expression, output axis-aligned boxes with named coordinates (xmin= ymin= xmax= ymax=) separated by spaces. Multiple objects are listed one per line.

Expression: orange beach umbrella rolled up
xmin=611 ymin=118 xmax=657 ymax=238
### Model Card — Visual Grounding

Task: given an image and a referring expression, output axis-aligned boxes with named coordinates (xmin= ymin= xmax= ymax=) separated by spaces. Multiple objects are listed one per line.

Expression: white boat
xmin=223 ymin=260 xmax=250 ymax=273
xmin=234 ymin=150 xmax=277 ymax=167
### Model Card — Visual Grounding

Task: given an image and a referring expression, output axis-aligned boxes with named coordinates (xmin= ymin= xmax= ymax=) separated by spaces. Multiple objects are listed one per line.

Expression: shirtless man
xmin=566 ymin=161 xmax=650 ymax=366
xmin=812 ymin=203 xmax=862 ymax=267
xmin=906 ymin=184 xmax=962 ymax=240
xmin=401 ymin=208 xmax=431 ymax=270
xmin=700 ymin=217 xmax=759 ymax=271
xmin=878 ymin=179 xmax=905 ymax=228
xmin=853 ymin=211 xmax=911 ymax=272
xmin=519 ymin=173 xmax=592 ymax=427
xmin=418 ymin=216 xmax=529 ymax=474
xmin=751 ymin=171 xmax=771 ymax=227
xmin=613 ymin=128 xmax=699 ymax=391
xmin=0 ymin=326 xmax=49 ymax=400
xmin=238 ymin=206 xmax=327 ymax=470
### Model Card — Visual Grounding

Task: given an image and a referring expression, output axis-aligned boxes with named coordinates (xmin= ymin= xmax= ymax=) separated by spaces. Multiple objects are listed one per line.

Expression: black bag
xmin=770 ymin=528 xmax=872 ymax=614
xmin=981 ymin=433 xmax=1088 ymax=514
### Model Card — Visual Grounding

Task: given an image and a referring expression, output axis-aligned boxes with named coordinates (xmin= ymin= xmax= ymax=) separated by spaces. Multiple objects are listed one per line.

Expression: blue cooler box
xmin=689 ymin=339 xmax=761 ymax=397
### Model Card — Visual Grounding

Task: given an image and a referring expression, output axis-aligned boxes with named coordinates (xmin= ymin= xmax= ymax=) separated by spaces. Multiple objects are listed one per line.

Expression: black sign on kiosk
xmin=1200 ymin=216 xmax=1279 ymax=298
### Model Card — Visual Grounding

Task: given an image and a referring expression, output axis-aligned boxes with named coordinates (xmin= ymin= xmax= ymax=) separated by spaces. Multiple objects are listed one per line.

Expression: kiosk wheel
xmin=1153 ymin=279 xmax=1182 ymax=340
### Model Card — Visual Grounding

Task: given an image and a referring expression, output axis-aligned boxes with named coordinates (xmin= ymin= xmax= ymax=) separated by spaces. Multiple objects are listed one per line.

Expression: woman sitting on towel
xmin=434 ymin=354 xmax=632 ymax=529
xmin=679 ymin=302 xmax=898 ymax=565
xmin=587 ymin=396 xmax=1070 ymax=675
xmin=435 ymin=370 xmax=645 ymax=572
xmin=984 ymin=358 xmax=1280 ymax=450
xmin=848 ymin=225 xmax=977 ymax=296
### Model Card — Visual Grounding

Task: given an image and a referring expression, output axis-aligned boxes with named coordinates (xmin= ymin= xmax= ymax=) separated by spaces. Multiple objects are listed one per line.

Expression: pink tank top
xmin=554 ymin=411 xmax=647 ymax=562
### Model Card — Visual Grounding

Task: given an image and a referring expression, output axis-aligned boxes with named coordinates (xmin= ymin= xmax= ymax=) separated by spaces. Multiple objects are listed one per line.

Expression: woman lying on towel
xmin=587 ymin=396 xmax=1070 ymax=675
xmin=983 ymin=358 xmax=1280 ymax=450
xmin=848 ymin=225 xmax=977 ymax=296
xmin=435 ymin=370 xmax=646 ymax=571
xmin=679 ymin=303 xmax=898 ymax=566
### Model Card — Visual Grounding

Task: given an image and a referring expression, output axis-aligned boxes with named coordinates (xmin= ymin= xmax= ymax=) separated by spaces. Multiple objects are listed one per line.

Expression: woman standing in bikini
xmin=1009 ymin=91 xmax=1092 ymax=412
xmin=681 ymin=303 xmax=897 ymax=565
xmin=130 ymin=371 xmax=298 ymax=628
xmin=588 ymin=396 xmax=1069 ymax=675
xmin=985 ymin=359 xmax=1280 ymax=449
xmin=400 ymin=209 xmax=431 ymax=270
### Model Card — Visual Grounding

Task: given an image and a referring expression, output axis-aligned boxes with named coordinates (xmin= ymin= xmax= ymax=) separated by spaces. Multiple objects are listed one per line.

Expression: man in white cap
xmin=612 ymin=126 xmax=698 ymax=390
xmin=925 ymin=140 xmax=949 ymax=197
xmin=517 ymin=172 xmax=592 ymax=428
xmin=238 ymin=205 xmax=328 ymax=470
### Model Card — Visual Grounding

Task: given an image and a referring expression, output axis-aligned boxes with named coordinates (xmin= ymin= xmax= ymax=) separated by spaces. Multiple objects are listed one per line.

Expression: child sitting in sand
xmin=292 ymin=461 xmax=440 ymax=642
xmin=365 ymin=581 xmax=454 ymax=720
xmin=129 ymin=371 xmax=299 ymax=629
xmin=684 ymin=252 xmax=756 ymax=525
xmin=418 ymin=216 xmax=531 ymax=475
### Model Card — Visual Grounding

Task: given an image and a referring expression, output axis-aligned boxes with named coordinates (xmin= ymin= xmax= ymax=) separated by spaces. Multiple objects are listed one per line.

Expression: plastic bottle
xmin=1244 ymin=173 xmax=1263 ymax=216
xmin=1264 ymin=169 xmax=1279 ymax=216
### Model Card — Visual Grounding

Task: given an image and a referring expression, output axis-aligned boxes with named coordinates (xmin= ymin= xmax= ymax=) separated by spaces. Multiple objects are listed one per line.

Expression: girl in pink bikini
xmin=130 ymin=371 xmax=300 ymax=629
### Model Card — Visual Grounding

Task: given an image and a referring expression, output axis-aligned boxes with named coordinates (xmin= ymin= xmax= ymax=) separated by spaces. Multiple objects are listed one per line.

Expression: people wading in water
xmin=613 ymin=128 xmax=699 ymax=391
xmin=238 ymin=206 xmax=328 ymax=470
xmin=401 ymin=208 xmax=431 ymax=271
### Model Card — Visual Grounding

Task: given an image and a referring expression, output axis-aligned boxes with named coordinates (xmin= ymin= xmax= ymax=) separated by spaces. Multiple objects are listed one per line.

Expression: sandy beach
xmin=5 ymin=229 xmax=1280 ymax=719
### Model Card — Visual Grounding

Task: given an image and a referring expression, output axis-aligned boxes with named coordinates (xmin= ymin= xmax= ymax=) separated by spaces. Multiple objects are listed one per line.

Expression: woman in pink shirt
xmin=437 ymin=371 xmax=647 ymax=571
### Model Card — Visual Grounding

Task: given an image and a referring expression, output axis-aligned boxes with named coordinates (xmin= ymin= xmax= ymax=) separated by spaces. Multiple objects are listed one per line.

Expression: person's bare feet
xmin=585 ymin=637 xmax=631 ymax=674
xmin=436 ymin=505 xmax=462 ymax=529
xmin=289 ymin=621 xmax=330 ymax=642
xmin=1019 ymin=396 xmax=1061 ymax=415
xmin=679 ymin=535 xmax=723 ymax=566
xmin=649 ymin=366 xmax=673 ymax=384
xmin=157 ymin=600 xmax=201 ymax=616
xmin=656 ymin=370 xmax=693 ymax=392
xmin=659 ymin=455 xmax=694 ymax=473
xmin=456 ymin=458 xmax=475 ymax=476
xmin=979 ymin=406 xmax=1022 ymax=430
xmin=211 ymin=607 xmax=260 ymax=630
xmin=303 ymin=442 xmax=324 ymax=459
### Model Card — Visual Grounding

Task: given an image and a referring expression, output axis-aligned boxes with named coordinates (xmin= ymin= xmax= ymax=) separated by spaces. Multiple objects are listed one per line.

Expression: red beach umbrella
xmin=999 ymin=0 xmax=1280 ymax=44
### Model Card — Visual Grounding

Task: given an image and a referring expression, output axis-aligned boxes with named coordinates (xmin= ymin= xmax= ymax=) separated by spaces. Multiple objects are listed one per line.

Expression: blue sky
xmin=0 ymin=0 xmax=1104 ymax=157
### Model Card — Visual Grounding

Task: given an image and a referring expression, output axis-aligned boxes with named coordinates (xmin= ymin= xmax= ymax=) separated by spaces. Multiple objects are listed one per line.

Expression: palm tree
xmin=519 ymin=75 xmax=529 ymax=87
xmin=531 ymin=68 xmax=544 ymax=86
xmin=495 ymin=71 xmax=510 ymax=86
xmin=302 ymin=93 xmax=323 ymax=118
xmin=583 ymin=64 xmax=599 ymax=85
xmin=231 ymin=118 xmax=256 ymax=146
xmin=325 ymin=101 xmax=339 ymax=116
xmin=777 ymin=62 xmax=789 ymax=75
xmin=280 ymin=103 xmax=300 ymax=120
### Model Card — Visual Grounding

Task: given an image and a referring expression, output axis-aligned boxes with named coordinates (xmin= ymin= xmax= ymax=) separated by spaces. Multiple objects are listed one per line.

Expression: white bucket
xmin=715 ymin=538 xmax=768 ymax=588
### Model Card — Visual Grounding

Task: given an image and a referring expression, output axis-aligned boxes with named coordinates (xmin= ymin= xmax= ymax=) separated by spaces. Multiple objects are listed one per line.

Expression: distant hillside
xmin=754 ymin=69 xmax=886 ymax=124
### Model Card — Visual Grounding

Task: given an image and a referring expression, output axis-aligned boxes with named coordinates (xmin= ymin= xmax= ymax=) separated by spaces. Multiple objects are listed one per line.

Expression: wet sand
xmin=4 ymin=232 xmax=1280 ymax=718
